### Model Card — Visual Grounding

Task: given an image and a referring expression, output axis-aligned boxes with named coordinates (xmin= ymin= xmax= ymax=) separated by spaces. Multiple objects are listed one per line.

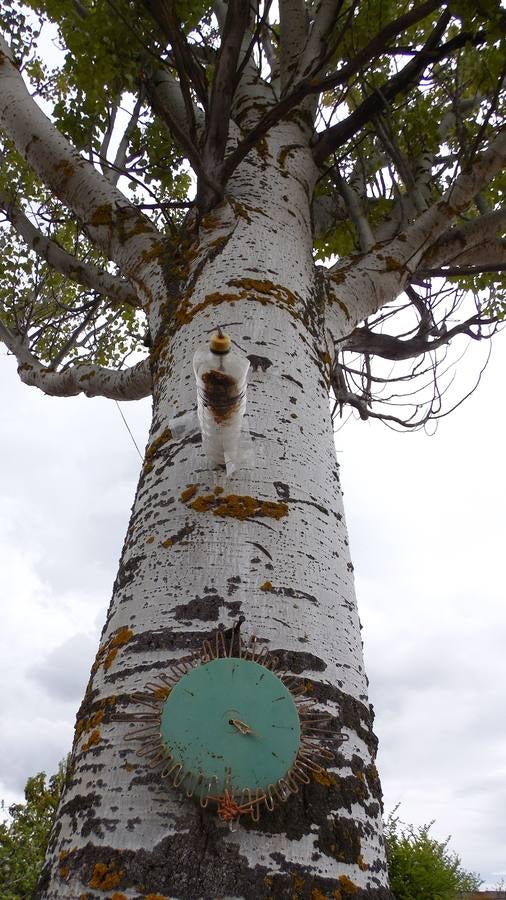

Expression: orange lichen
xmin=89 ymin=861 xmax=123 ymax=890
xmin=111 ymin=894 xmax=128 ymax=900
xmin=82 ymin=727 xmax=101 ymax=753
xmin=140 ymin=240 xmax=165 ymax=263
xmin=213 ymin=485 xmax=224 ymax=494
xmin=190 ymin=493 xmax=216 ymax=513
xmin=75 ymin=696 xmax=116 ymax=744
xmin=312 ymin=769 xmax=337 ymax=788
xmin=54 ymin=159 xmax=75 ymax=181
xmin=143 ymin=427 xmax=172 ymax=473
xmin=311 ymin=888 xmax=328 ymax=900
xmin=291 ymin=874 xmax=305 ymax=898
xmin=338 ymin=875 xmax=359 ymax=894
xmin=146 ymin=535 xmax=155 ymax=544
xmin=357 ymin=854 xmax=369 ymax=871
xmin=260 ymin=581 xmax=273 ymax=592
xmin=100 ymin=626 xmax=134 ymax=672
xmin=184 ymin=490 xmax=289 ymax=521
xmin=144 ymin=895 xmax=169 ymax=900
xmin=90 ymin=627 xmax=133 ymax=677
xmin=90 ymin=204 xmax=113 ymax=227
xmin=180 ymin=484 xmax=199 ymax=502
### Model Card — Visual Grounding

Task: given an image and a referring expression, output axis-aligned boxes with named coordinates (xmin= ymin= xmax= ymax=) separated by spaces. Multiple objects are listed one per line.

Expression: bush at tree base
xmin=0 ymin=770 xmax=482 ymax=900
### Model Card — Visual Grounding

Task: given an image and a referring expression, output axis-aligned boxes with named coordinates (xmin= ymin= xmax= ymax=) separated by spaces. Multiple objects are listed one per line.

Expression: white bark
xmin=0 ymin=321 xmax=152 ymax=399
xmin=324 ymin=132 xmax=506 ymax=345
xmin=36 ymin=120 xmax=392 ymax=900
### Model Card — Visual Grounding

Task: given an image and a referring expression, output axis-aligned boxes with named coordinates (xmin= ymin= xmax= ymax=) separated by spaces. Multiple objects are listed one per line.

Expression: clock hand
xmin=229 ymin=718 xmax=258 ymax=736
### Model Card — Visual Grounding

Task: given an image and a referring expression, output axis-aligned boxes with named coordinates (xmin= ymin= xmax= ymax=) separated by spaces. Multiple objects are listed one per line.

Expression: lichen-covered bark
xmin=36 ymin=120 xmax=394 ymax=900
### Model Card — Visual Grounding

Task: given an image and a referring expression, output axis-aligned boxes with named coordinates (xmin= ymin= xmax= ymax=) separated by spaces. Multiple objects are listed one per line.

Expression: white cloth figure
xmin=193 ymin=331 xmax=250 ymax=474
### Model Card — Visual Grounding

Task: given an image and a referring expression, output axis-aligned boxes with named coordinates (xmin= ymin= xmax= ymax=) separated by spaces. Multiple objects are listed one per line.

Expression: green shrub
xmin=385 ymin=807 xmax=482 ymax=900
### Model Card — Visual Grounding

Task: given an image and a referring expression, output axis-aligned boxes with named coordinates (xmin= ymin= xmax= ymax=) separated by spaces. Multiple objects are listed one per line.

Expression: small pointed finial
xmin=210 ymin=328 xmax=231 ymax=354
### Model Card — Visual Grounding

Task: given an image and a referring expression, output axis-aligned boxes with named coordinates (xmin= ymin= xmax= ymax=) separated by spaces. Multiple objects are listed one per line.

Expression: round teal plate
xmin=160 ymin=657 xmax=301 ymax=793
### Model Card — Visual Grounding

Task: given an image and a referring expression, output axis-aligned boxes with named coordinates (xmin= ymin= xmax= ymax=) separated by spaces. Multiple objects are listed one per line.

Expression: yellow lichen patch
xmin=304 ymin=680 xmax=314 ymax=692
xmin=143 ymin=427 xmax=172 ymax=473
xmin=311 ymin=888 xmax=328 ymax=900
xmin=140 ymin=240 xmax=166 ymax=264
xmin=90 ymin=626 xmax=133 ymax=675
xmin=146 ymin=535 xmax=155 ymax=544
xmin=103 ymin=628 xmax=133 ymax=671
xmin=89 ymin=861 xmax=124 ymax=890
xmin=291 ymin=874 xmax=305 ymax=898
xmin=180 ymin=484 xmax=199 ymax=503
xmin=111 ymin=894 xmax=128 ymax=900
xmin=90 ymin=204 xmax=114 ymax=227
xmin=75 ymin=697 xmax=116 ymax=743
xmin=384 ymin=256 xmax=403 ymax=271
xmin=82 ymin=727 xmax=101 ymax=753
xmin=145 ymin=895 xmax=170 ymax=900
xmin=338 ymin=875 xmax=359 ymax=895
xmin=260 ymin=581 xmax=273 ymax=591
xmin=357 ymin=854 xmax=369 ymax=871
xmin=190 ymin=493 xmax=216 ymax=513
xmin=184 ymin=490 xmax=289 ymax=522
xmin=214 ymin=494 xmax=288 ymax=520
xmin=312 ymin=769 xmax=337 ymax=788
xmin=54 ymin=159 xmax=75 ymax=181
xmin=214 ymin=485 xmax=224 ymax=494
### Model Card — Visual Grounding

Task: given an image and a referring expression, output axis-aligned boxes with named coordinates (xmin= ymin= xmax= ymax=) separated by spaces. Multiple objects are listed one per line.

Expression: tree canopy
xmin=0 ymin=763 xmax=68 ymax=900
xmin=0 ymin=0 xmax=504 ymax=426
xmin=384 ymin=809 xmax=482 ymax=899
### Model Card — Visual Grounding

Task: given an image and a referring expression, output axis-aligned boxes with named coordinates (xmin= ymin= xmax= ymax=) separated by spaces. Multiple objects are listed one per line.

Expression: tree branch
xmin=141 ymin=0 xmax=208 ymax=114
xmin=312 ymin=16 xmax=487 ymax=165
xmin=0 ymin=35 xmax=162 ymax=279
xmin=198 ymin=0 xmax=249 ymax=212
xmin=279 ymin=0 xmax=308 ymax=90
xmin=0 ymin=194 xmax=139 ymax=307
xmin=0 ymin=319 xmax=152 ymax=399
xmin=415 ymin=208 xmax=506 ymax=271
xmin=338 ymin=311 xmax=496 ymax=361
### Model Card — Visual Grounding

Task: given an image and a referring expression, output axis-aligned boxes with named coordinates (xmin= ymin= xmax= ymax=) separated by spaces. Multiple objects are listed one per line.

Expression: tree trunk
xmin=36 ymin=122 xmax=393 ymax=900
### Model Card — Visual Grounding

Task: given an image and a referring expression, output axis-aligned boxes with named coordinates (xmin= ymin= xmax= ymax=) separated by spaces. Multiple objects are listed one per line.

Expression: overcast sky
xmin=1 ymin=338 xmax=504 ymax=888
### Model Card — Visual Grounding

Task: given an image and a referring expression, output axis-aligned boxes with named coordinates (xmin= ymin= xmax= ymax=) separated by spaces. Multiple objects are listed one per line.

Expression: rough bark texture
xmin=35 ymin=121 xmax=394 ymax=899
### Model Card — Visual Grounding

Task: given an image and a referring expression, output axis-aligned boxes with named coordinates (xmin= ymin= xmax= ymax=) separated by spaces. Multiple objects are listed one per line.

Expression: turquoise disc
xmin=160 ymin=657 xmax=301 ymax=793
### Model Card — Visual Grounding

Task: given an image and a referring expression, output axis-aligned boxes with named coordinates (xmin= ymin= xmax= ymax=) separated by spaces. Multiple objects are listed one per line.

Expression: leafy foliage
xmin=0 ymin=762 xmax=67 ymax=900
xmin=385 ymin=808 xmax=482 ymax=899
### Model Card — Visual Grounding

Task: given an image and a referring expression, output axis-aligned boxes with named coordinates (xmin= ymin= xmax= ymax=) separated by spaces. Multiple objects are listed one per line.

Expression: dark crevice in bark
xmin=36 ymin=826 xmax=393 ymax=899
